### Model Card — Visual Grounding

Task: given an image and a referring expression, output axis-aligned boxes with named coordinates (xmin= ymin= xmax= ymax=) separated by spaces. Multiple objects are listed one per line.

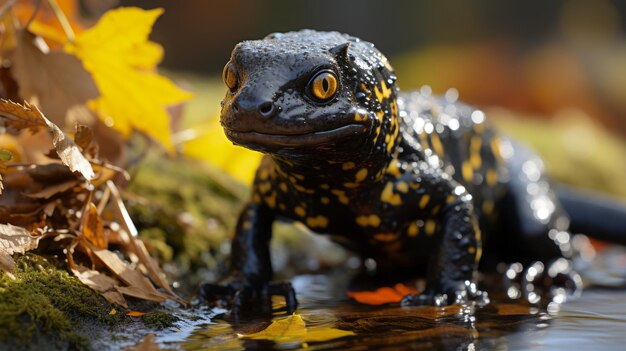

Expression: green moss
xmin=128 ymin=153 xmax=248 ymax=271
xmin=0 ymin=254 xmax=118 ymax=350
xmin=143 ymin=311 xmax=180 ymax=329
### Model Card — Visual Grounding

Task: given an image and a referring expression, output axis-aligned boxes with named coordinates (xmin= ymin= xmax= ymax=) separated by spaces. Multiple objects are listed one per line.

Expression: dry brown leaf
xmin=81 ymin=202 xmax=107 ymax=249
xmin=71 ymin=264 xmax=128 ymax=307
xmin=106 ymin=181 xmax=183 ymax=303
xmin=22 ymin=180 xmax=79 ymax=199
xmin=92 ymin=248 xmax=153 ymax=291
xmin=44 ymin=116 xmax=95 ymax=181
xmin=126 ymin=333 xmax=160 ymax=351
xmin=74 ymin=124 xmax=94 ymax=151
xmin=0 ymin=100 xmax=95 ymax=180
xmin=0 ymin=223 xmax=39 ymax=272
xmin=12 ymin=31 xmax=99 ymax=126
xmin=115 ymin=286 xmax=167 ymax=303
xmin=0 ymin=99 xmax=46 ymax=132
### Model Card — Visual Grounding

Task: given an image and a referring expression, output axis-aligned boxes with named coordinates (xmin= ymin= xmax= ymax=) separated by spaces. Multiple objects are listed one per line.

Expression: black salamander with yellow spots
xmin=202 ymin=30 xmax=590 ymax=310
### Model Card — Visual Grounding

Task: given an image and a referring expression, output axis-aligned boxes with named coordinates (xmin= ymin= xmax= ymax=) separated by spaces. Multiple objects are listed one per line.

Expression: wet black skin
xmin=202 ymin=30 xmax=580 ymax=311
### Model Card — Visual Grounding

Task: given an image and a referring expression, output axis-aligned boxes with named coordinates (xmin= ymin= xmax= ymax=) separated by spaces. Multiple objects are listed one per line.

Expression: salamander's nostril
xmin=258 ymin=101 xmax=277 ymax=118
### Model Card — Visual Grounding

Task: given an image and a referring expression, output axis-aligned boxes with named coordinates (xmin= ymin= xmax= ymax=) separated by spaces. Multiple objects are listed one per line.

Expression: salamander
xmin=202 ymin=30 xmax=583 ymax=310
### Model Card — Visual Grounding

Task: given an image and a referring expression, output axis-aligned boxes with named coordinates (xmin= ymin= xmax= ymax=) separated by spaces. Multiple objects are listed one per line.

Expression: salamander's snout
xmin=231 ymin=98 xmax=278 ymax=119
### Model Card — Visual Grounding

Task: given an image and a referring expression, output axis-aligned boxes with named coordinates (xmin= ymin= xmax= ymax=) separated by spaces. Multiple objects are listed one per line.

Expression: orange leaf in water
xmin=347 ymin=283 xmax=418 ymax=305
xmin=127 ymin=311 xmax=146 ymax=317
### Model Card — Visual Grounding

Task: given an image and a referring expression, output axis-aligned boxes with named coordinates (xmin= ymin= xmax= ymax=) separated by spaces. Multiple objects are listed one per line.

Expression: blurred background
xmin=119 ymin=0 xmax=626 ymax=135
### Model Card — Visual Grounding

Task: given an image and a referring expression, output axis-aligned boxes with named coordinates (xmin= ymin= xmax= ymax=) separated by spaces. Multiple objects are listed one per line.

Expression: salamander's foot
xmin=400 ymin=280 xmax=490 ymax=307
xmin=503 ymin=258 xmax=582 ymax=305
xmin=200 ymin=278 xmax=298 ymax=314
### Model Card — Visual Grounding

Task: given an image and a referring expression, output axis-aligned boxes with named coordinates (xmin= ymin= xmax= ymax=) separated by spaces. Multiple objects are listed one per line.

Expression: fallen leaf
xmin=240 ymin=313 xmax=355 ymax=343
xmin=0 ymin=99 xmax=46 ymax=132
xmin=0 ymin=100 xmax=95 ymax=180
xmin=22 ymin=179 xmax=79 ymax=199
xmin=126 ymin=333 xmax=160 ymax=351
xmin=127 ymin=311 xmax=146 ymax=317
xmin=44 ymin=115 xmax=95 ymax=181
xmin=0 ymin=223 xmax=39 ymax=272
xmin=64 ymin=7 xmax=193 ymax=152
xmin=109 ymin=309 xmax=117 ymax=315
xmin=347 ymin=283 xmax=418 ymax=305
xmin=12 ymin=30 xmax=99 ymax=126
xmin=81 ymin=202 xmax=107 ymax=249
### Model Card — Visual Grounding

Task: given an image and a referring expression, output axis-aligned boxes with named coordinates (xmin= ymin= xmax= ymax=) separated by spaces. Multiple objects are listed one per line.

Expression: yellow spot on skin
xmin=482 ymin=200 xmax=494 ymax=214
xmin=306 ymin=216 xmax=329 ymax=228
xmin=356 ymin=214 xmax=382 ymax=227
xmin=289 ymin=176 xmax=297 ymax=183
xmin=381 ymin=183 xmax=403 ymax=206
xmin=252 ymin=194 xmax=261 ymax=204
xmin=354 ymin=113 xmax=368 ymax=122
xmin=470 ymin=153 xmax=482 ymax=170
xmin=331 ymin=189 xmax=350 ymax=205
xmin=344 ymin=182 xmax=359 ymax=188
xmin=462 ymin=161 xmax=473 ymax=182
xmin=407 ymin=223 xmax=419 ymax=237
xmin=374 ymin=232 xmax=397 ymax=242
xmin=430 ymin=133 xmax=444 ymax=157
xmin=279 ymin=182 xmax=288 ymax=192
xmin=242 ymin=221 xmax=252 ymax=230
xmin=419 ymin=194 xmax=430 ymax=209
xmin=321 ymin=197 xmax=330 ymax=204
xmin=376 ymin=110 xmax=385 ymax=121
xmin=486 ymin=168 xmax=498 ymax=186
xmin=491 ymin=137 xmax=502 ymax=161
xmin=264 ymin=192 xmax=277 ymax=208
xmin=386 ymin=160 xmax=401 ymax=176
xmin=320 ymin=184 xmax=330 ymax=190
xmin=446 ymin=195 xmax=456 ymax=204
xmin=259 ymin=169 xmax=269 ymax=180
xmin=374 ymin=85 xmax=384 ymax=103
xmin=258 ymin=182 xmax=271 ymax=194
xmin=381 ymin=81 xmax=393 ymax=99
xmin=355 ymin=168 xmax=368 ymax=182
xmin=425 ymin=220 xmax=437 ymax=236
xmin=468 ymin=246 xmax=476 ymax=254
xmin=396 ymin=182 xmax=409 ymax=193
xmin=294 ymin=173 xmax=305 ymax=181
xmin=409 ymin=181 xmax=420 ymax=189
xmin=279 ymin=203 xmax=286 ymax=210
xmin=295 ymin=206 xmax=306 ymax=217
xmin=432 ymin=205 xmax=441 ymax=215
xmin=342 ymin=162 xmax=355 ymax=171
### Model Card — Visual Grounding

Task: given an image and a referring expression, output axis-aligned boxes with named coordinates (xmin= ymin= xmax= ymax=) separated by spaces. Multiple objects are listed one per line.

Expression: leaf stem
xmin=47 ymin=0 xmax=74 ymax=41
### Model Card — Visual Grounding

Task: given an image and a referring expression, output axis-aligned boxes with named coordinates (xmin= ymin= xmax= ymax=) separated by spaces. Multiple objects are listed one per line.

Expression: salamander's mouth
xmin=224 ymin=123 xmax=368 ymax=148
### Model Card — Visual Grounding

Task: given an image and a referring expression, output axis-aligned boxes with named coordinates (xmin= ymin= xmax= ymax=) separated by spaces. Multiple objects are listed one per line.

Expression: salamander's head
xmin=220 ymin=30 xmax=399 ymax=164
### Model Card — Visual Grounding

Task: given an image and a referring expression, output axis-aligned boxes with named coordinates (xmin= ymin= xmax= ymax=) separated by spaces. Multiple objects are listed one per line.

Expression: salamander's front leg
xmin=401 ymin=178 xmax=488 ymax=306
xmin=200 ymin=202 xmax=297 ymax=312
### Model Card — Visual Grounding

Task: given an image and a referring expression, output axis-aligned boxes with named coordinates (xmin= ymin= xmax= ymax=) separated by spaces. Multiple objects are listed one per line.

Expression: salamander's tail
xmin=557 ymin=186 xmax=626 ymax=245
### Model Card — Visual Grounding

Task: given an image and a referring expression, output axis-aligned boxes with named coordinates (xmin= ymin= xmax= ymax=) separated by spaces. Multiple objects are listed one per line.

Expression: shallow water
xmin=148 ymin=273 xmax=626 ymax=351
xmin=122 ymin=245 xmax=626 ymax=351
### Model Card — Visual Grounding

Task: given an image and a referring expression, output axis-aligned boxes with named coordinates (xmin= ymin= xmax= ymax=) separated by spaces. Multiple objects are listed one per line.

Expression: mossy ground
xmin=0 ymin=254 xmax=122 ymax=350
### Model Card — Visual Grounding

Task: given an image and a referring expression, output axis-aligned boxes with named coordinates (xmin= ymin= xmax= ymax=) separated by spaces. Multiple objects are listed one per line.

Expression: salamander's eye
xmin=308 ymin=70 xmax=338 ymax=101
xmin=223 ymin=62 xmax=238 ymax=92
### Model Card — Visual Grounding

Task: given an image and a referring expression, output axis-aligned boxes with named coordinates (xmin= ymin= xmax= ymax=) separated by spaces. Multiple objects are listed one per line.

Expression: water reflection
xmin=167 ymin=246 xmax=626 ymax=351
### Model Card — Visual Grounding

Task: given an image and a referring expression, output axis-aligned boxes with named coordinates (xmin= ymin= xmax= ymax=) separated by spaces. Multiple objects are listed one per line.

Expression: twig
xmin=47 ymin=0 xmax=74 ymax=41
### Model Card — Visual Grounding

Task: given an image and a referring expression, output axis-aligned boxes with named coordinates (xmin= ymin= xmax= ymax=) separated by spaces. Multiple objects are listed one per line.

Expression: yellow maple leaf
xmin=64 ymin=7 xmax=193 ymax=151
xmin=240 ymin=313 xmax=355 ymax=344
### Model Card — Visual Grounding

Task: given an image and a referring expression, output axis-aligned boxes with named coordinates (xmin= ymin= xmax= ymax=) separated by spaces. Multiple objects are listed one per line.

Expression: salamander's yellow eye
xmin=223 ymin=62 xmax=238 ymax=92
xmin=308 ymin=71 xmax=338 ymax=101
